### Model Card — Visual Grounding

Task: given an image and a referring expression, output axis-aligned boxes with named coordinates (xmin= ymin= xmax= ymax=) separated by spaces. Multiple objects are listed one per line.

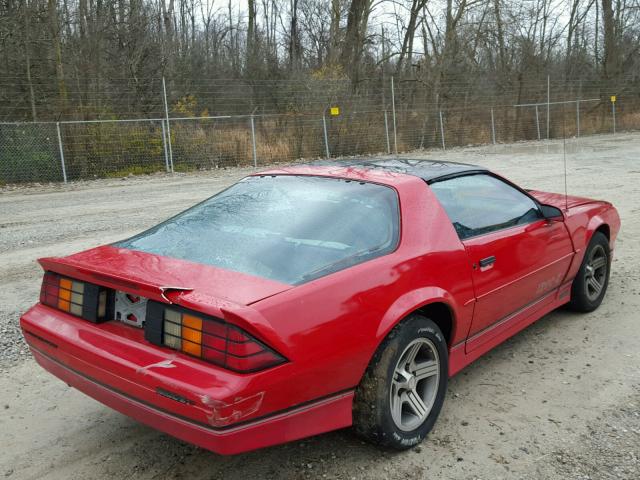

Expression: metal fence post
xmin=384 ymin=110 xmax=391 ymax=153
xmin=56 ymin=122 xmax=68 ymax=183
xmin=439 ymin=110 xmax=445 ymax=150
xmin=612 ymin=101 xmax=616 ymax=134
xmin=161 ymin=120 xmax=170 ymax=172
xmin=546 ymin=75 xmax=550 ymax=139
xmin=535 ymin=105 xmax=541 ymax=140
xmin=322 ymin=113 xmax=330 ymax=158
xmin=576 ymin=100 xmax=580 ymax=137
xmin=391 ymin=76 xmax=398 ymax=154
xmin=162 ymin=76 xmax=174 ymax=172
xmin=250 ymin=115 xmax=257 ymax=167
xmin=490 ymin=107 xmax=496 ymax=144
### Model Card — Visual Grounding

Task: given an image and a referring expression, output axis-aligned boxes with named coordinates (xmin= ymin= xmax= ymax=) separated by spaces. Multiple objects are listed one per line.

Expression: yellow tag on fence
xmin=330 ymin=107 xmax=340 ymax=116
xmin=610 ymin=95 xmax=616 ymax=103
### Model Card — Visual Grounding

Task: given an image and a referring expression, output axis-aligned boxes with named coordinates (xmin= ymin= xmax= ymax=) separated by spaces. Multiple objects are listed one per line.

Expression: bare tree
xmin=396 ymin=0 xmax=428 ymax=74
xmin=247 ymin=0 xmax=257 ymax=69
xmin=602 ymin=0 xmax=618 ymax=79
xmin=1 ymin=0 xmax=639 ymax=122
xmin=341 ymin=0 xmax=370 ymax=80
xmin=289 ymin=0 xmax=303 ymax=70
xmin=47 ymin=0 xmax=67 ymax=113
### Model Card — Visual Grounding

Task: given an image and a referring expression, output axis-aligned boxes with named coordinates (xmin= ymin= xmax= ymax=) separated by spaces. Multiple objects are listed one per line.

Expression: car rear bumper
xmin=20 ymin=304 xmax=354 ymax=455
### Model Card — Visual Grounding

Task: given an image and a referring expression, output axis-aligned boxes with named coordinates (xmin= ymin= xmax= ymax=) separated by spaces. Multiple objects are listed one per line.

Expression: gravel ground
xmin=1 ymin=133 xmax=639 ymax=479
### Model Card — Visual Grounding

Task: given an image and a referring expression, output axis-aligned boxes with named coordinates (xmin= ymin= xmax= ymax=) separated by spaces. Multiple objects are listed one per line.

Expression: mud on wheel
xmin=353 ymin=314 xmax=448 ymax=449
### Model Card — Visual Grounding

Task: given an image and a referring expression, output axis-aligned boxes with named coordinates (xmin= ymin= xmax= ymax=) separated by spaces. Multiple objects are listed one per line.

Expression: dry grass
xmin=2 ymin=102 xmax=640 ymax=183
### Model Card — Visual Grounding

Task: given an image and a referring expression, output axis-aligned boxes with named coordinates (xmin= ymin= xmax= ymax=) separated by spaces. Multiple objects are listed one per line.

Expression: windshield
xmin=115 ymin=175 xmax=400 ymax=284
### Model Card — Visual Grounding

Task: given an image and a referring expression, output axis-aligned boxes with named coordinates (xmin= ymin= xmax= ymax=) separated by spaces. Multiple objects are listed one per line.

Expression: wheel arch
xmin=413 ymin=302 xmax=455 ymax=347
xmin=562 ymin=209 xmax=615 ymax=290
xmin=374 ymin=287 xmax=461 ymax=349
xmin=584 ymin=205 xmax=617 ymax=249
xmin=594 ymin=223 xmax=610 ymax=242
xmin=584 ymin=218 xmax=611 ymax=254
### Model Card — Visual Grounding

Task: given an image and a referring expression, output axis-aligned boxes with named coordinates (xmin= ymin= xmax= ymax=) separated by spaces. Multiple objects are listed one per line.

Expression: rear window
xmin=115 ymin=175 xmax=400 ymax=284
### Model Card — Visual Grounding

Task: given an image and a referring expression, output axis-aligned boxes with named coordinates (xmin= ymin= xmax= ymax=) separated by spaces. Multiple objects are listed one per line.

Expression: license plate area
xmin=114 ymin=291 xmax=148 ymax=328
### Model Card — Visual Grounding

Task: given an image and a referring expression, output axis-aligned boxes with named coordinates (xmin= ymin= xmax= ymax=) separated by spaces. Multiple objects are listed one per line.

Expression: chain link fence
xmin=1 ymin=82 xmax=637 ymax=184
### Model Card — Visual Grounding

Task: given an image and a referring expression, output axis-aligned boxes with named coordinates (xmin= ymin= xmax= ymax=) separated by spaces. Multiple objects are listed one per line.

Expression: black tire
xmin=568 ymin=231 xmax=611 ymax=312
xmin=353 ymin=314 xmax=448 ymax=450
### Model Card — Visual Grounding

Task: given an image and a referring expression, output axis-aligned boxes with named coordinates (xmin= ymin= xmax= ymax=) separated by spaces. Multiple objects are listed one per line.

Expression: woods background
xmin=1 ymin=0 xmax=639 ymax=182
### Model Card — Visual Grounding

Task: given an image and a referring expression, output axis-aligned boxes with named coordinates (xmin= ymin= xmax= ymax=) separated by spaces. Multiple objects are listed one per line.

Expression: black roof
xmin=311 ymin=158 xmax=487 ymax=183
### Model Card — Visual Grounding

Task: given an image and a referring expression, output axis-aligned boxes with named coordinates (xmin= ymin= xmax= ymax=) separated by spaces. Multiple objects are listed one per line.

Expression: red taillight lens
xmin=159 ymin=307 xmax=285 ymax=373
xmin=40 ymin=272 xmax=60 ymax=306
xmin=39 ymin=271 xmax=107 ymax=321
xmin=40 ymin=272 xmax=85 ymax=316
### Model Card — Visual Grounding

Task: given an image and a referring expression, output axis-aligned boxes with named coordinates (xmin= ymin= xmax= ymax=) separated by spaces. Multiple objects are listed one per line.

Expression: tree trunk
xmin=601 ymin=0 xmax=617 ymax=79
xmin=289 ymin=0 xmax=302 ymax=70
xmin=23 ymin=0 xmax=37 ymax=121
xmin=493 ymin=0 xmax=506 ymax=74
xmin=397 ymin=0 xmax=425 ymax=74
xmin=341 ymin=0 xmax=368 ymax=81
xmin=328 ymin=0 xmax=341 ymax=65
xmin=247 ymin=0 xmax=257 ymax=70
xmin=47 ymin=0 xmax=67 ymax=114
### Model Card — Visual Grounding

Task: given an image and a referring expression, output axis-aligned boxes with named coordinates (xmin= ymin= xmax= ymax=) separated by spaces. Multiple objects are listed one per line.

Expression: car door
xmin=429 ymin=173 xmax=574 ymax=342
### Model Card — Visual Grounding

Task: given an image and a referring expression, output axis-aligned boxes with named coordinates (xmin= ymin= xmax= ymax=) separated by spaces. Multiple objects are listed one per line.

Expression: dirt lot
xmin=1 ymin=133 xmax=639 ymax=479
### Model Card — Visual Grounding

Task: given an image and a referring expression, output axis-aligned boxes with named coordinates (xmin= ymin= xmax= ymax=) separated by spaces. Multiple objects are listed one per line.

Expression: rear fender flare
xmin=375 ymin=286 xmax=460 ymax=347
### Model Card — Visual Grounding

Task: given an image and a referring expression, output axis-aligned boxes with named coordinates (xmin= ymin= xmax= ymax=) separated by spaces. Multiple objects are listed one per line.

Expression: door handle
xmin=479 ymin=256 xmax=496 ymax=268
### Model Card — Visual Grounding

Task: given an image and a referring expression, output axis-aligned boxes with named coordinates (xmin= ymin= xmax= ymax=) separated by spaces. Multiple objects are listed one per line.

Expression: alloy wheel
xmin=389 ymin=338 xmax=440 ymax=431
xmin=584 ymin=244 xmax=607 ymax=302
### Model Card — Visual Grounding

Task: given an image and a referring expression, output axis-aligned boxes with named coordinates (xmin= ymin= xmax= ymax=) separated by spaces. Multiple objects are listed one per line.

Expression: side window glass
xmin=430 ymin=174 xmax=542 ymax=239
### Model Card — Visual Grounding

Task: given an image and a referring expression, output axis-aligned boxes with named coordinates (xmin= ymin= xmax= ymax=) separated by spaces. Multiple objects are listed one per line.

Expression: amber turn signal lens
xmin=181 ymin=314 xmax=202 ymax=356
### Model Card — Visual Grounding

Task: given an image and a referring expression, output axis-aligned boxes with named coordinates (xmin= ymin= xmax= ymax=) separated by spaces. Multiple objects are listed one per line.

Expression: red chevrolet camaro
xmin=20 ymin=159 xmax=620 ymax=454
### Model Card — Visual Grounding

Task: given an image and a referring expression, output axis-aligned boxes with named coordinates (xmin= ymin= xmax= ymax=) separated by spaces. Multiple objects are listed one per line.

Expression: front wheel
xmin=353 ymin=315 xmax=448 ymax=450
xmin=568 ymin=231 xmax=611 ymax=312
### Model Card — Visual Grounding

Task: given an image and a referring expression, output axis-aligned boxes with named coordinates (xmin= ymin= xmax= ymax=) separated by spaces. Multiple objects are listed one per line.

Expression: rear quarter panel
xmin=251 ymin=175 xmax=475 ymax=406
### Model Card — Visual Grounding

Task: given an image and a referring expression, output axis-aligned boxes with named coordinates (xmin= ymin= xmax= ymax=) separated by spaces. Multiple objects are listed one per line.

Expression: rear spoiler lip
xmin=38 ymin=256 xmax=176 ymax=304
xmin=36 ymin=256 xmax=292 ymax=359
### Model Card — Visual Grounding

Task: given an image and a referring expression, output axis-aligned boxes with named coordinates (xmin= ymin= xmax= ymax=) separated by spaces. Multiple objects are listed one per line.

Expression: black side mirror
xmin=540 ymin=204 xmax=564 ymax=221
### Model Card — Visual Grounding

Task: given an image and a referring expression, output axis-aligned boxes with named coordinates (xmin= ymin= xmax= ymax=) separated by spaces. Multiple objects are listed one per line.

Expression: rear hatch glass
xmin=115 ymin=175 xmax=399 ymax=284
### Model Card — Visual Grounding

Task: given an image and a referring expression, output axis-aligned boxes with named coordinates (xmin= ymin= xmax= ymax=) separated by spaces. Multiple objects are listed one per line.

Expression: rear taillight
xmin=40 ymin=271 xmax=108 ymax=322
xmin=145 ymin=303 xmax=286 ymax=373
xmin=39 ymin=273 xmax=284 ymax=373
